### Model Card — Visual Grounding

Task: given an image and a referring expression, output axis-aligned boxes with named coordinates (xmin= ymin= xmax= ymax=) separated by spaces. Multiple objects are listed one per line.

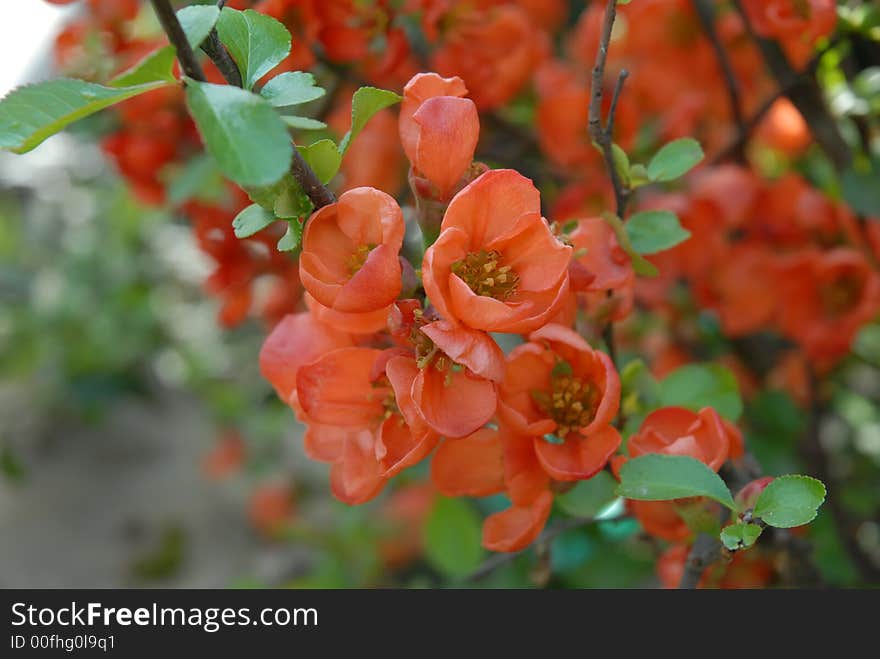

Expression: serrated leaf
xmin=177 ymin=5 xmax=221 ymax=49
xmin=277 ymin=220 xmax=303 ymax=251
xmin=753 ymin=475 xmax=826 ymax=528
xmin=339 ymin=86 xmax=402 ymax=154
xmin=216 ymin=7 xmax=291 ymax=89
xmin=647 ymin=138 xmax=704 ymax=182
xmin=720 ymin=522 xmax=763 ymax=550
xmin=300 ymin=139 xmax=341 ymax=184
xmin=232 ymin=203 xmax=277 ymax=238
xmin=600 ymin=212 xmax=659 ymax=277
xmin=556 ymin=471 xmax=618 ymax=518
xmin=109 ymin=46 xmax=176 ymax=87
xmin=617 ymin=454 xmax=737 ymax=510
xmin=625 ymin=210 xmax=691 ymax=254
xmin=0 ymin=78 xmax=171 ymax=154
xmin=282 ymin=116 xmax=327 ymax=130
xmin=185 ymin=79 xmax=292 ymax=187
xmin=423 ymin=497 xmax=485 ymax=578
xmin=659 ymin=363 xmax=743 ymax=420
xmin=261 ymin=71 xmax=325 ymax=107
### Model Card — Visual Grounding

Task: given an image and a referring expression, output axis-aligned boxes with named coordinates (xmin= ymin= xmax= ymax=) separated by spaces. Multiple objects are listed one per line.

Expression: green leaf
xmin=300 ymin=139 xmax=342 ymax=184
xmin=0 ymin=78 xmax=171 ymax=154
xmin=260 ymin=71 xmax=326 ymax=107
xmin=629 ymin=163 xmax=651 ymax=188
xmin=675 ymin=502 xmax=722 ymax=536
xmin=753 ymin=475 xmax=826 ymax=528
xmin=617 ymin=454 xmax=737 ymax=510
xmin=720 ymin=522 xmax=763 ymax=550
xmin=216 ymin=7 xmax=291 ymax=89
xmin=659 ymin=363 xmax=743 ymax=420
xmin=109 ymin=46 xmax=176 ymax=87
xmin=166 ymin=154 xmax=226 ymax=205
xmin=423 ymin=497 xmax=485 ymax=578
xmin=625 ymin=210 xmax=691 ymax=254
xmin=177 ymin=4 xmax=221 ymax=49
xmin=842 ymin=157 xmax=880 ymax=217
xmin=185 ymin=80 xmax=292 ymax=187
xmin=282 ymin=116 xmax=328 ymax=130
xmin=339 ymin=86 xmax=402 ymax=154
xmin=273 ymin=178 xmax=311 ymax=219
xmin=556 ymin=471 xmax=618 ymax=518
xmin=232 ymin=203 xmax=277 ymax=238
xmin=600 ymin=212 xmax=659 ymax=277
xmin=647 ymin=137 xmax=704 ymax=182
xmin=611 ymin=143 xmax=631 ymax=186
xmin=277 ymin=220 xmax=303 ymax=252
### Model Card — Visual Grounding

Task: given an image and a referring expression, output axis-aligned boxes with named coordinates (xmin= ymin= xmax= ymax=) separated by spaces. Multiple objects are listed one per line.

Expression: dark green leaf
xmin=659 ymin=363 xmax=743 ymax=420
xmin=600 ymin=212 xmax=659 ymax=277
xmin=647 ymin=138 xmax=704 ymax=182
xmin=232 ymin=203 xmax=277 ymax=238
xmin=617 ymin=454 xmax=737 ymax=510
xmin=339 ymin=86 xmax=402 ymax=154
xmin=261 ymin=71 xmax=325 ymax=107
xmin=177 ymin=5 xmax=221 ymax=49
xmin=424 ymin=497 xmax=485 ymax=578
xmin=216 ymin=7 xmax=291 ymax=89
xmin=0 ymin=78 xmax=171 ymax=154
xmin=753 ymin=475 xmax=826 ymax=528
xmin=185 ymin=80 xmax=292 ymax=187
xmin=625 ymin=210 xmax=691 ymax=254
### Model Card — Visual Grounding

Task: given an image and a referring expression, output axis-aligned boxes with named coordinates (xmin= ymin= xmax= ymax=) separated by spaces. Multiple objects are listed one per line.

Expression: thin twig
xmin=731 ymin=0 xmax=852 ymax=170
xmin=467 ymin=515 xmax=600 ymax=583
xmin=202 ymin=32 xmax=243 ymax=88
xmin=149 ymin=0 xmax=335 ymax=209
xmin=692 ymin=0 xmax=745 ymax=158
xmin=149 ymin=0 xmax=205 ymax=82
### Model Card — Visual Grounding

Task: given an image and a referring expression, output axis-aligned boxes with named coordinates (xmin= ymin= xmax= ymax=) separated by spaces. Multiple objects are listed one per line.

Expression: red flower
xmin=299 ymin=187 xmax=404 ymax=314
xmin=423 ymin=170 xmax=571 ymax=333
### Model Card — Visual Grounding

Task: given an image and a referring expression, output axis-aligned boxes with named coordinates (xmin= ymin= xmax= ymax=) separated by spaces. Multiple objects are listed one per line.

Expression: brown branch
xmin=678 ymin=532 xmax=722 ymax=589
xmin=202 ymin=32 xmax=243 ymax=88
xmin=149 ymin=0 xmax=205 ymax=82
xmin=732 ymin=0 xmax=852 ymax=170
xmin=692 ymin=0 xmax=745 ymax=160
xmin=150 ymin=0 xmax=335 ymax=209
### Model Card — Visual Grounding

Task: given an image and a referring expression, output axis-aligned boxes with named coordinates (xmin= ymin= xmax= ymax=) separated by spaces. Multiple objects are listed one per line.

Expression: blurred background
xmin=2 ymin=1 xmax=879 ymax=589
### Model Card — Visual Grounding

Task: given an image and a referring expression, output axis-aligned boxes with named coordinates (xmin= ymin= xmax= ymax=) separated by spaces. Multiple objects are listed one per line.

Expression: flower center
xmin=451 ymin=250 xmax=519 ymax=300
xmin=348 ymin=243 xmax=376 ymax=275
xmin=820 ymin=273 xmax=863 ymax=318
xmin=531 ymin=366 xmax=600 ymax=439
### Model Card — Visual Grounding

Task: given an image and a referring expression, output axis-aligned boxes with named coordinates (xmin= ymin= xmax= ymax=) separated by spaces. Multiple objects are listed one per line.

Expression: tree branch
xmin=150 ymin=0 xmax=335 ymax=209
xmin=692 ymin=0 xmax=745 ymax=158
xmin=678 ymin=532 xmax=722 ymax=589
xmin=149 ymin=0 xmax=205 ymax=82
xmin=732 ymin=0 xmax=852 ymax=170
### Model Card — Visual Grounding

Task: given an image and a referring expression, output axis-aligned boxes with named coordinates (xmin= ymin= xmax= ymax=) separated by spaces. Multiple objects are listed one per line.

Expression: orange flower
xmin=657 ymin=543 xmax=774 ymax=589
xmin=295 ymin=346 xmax=440 ymax=503
xmin=741 ymin=0 xmax=836 ymax=68
xmin=499 ymin=324 xmax=621 ymax=481
xmin=259 ymin=312 xmax=354 ymax=407
xmin=432 ymin=5 xmax=539 ymax=110
xmin=248 ymin=482 xmax=295 ymax=537
xmin=202 ymin=430 xmax=246 ymax=480
xmin=399 ymin=73 xmax=479 ymax=199
xmin=391 ymin=301 xmax=506 ymax=437
xmin=423 ymin=170 xmax=571 ymax=334
xmin=431 ymin=427 xmax=506 ymax=497
xmin=776 ymin=248 xmax=880 ymax=369
xmin=299 ymin=187 xmax=404 ymax=314
xmin=612 ymin=406 xmax=737 ymax=475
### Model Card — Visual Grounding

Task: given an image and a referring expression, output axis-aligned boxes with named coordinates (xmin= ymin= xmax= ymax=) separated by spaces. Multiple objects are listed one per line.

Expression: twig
xmin=692 ymin=0 xmax=745 ymax=159
xmin=467 ymin=515 xmax=600 ymax=583
xmin=731 ymin=0 xmax=852 ymax=170
xmin=678 ymin=532 xmax=722 ymax=589
xmin=149 ymin=0 xmax=335 ymax=209
xmin=149 ymin=0 xmax=205 ymax=82
xmin=802 ymin=367 xmax=880 ymax=584
xmin=202 ymin=33 xmax=243 ymax=88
